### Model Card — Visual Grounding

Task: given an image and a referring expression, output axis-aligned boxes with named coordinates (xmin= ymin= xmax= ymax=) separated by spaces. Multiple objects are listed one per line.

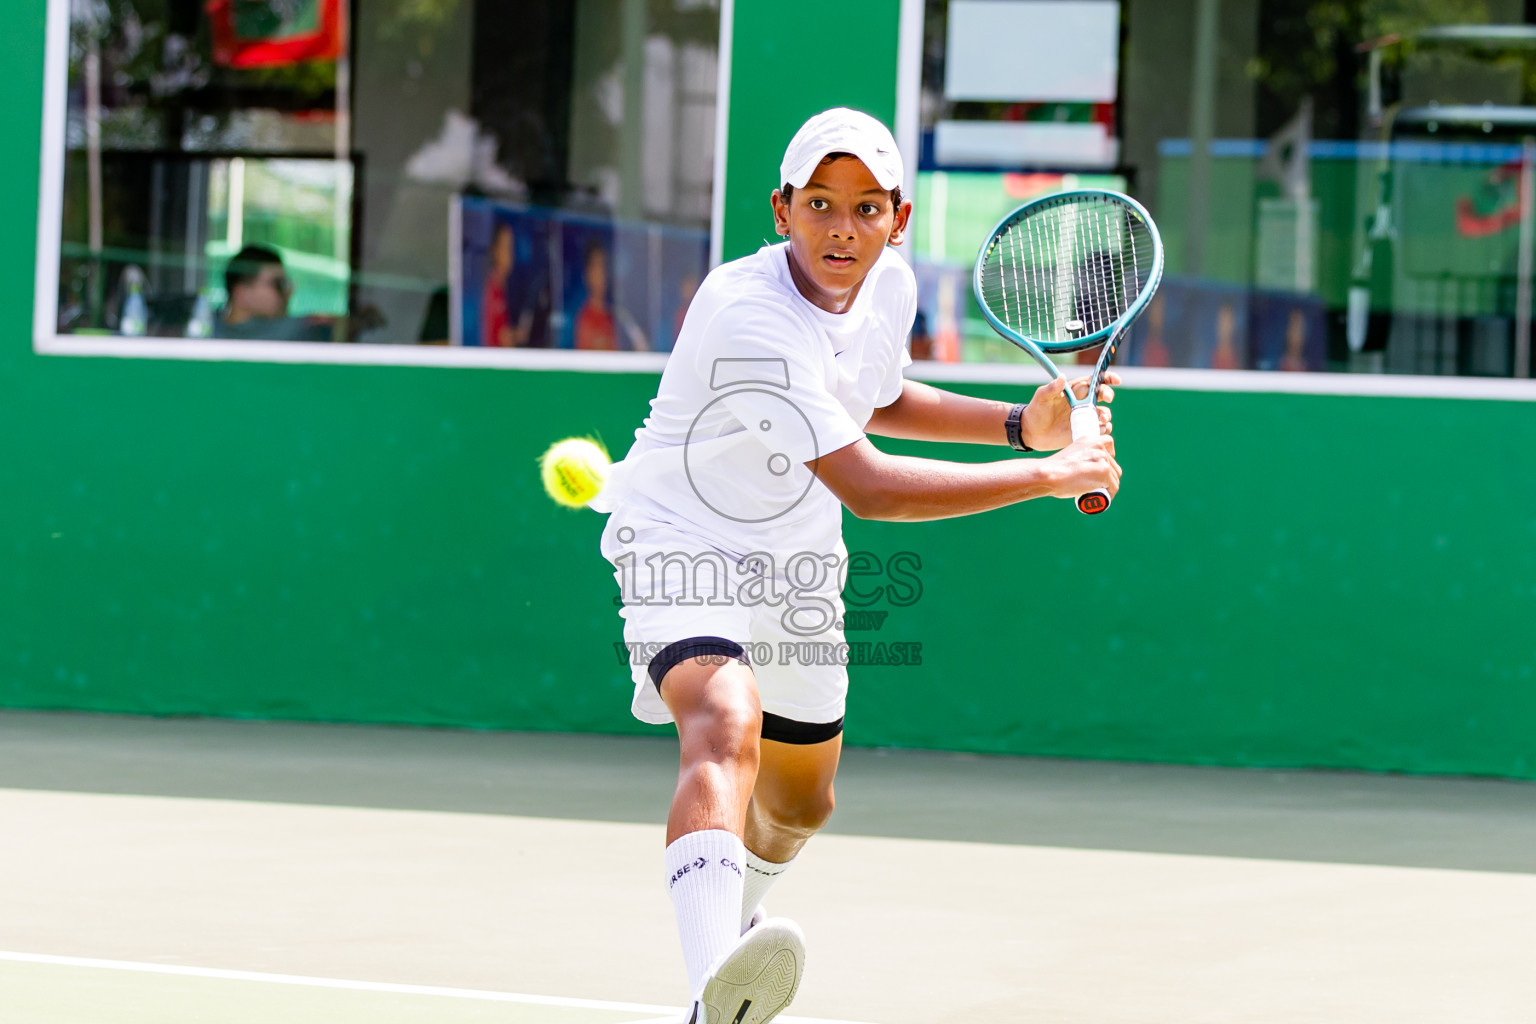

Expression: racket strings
xmin=1084 ymin=209 xmax=1111 ymax=335
xmin=980 ymin=196 xmax=1156 ymax=347
xmin=1021 ymin=214 xmax=1046 ymax=337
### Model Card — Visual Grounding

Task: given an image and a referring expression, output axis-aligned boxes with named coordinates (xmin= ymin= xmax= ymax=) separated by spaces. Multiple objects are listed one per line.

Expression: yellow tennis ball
xmin=540 ymin=437 xmax=610 ymax=508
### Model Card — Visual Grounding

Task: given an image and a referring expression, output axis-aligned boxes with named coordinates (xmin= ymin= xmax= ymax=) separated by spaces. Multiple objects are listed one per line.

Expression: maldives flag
xmin=206 ymin=0 xmax=344 ymax=69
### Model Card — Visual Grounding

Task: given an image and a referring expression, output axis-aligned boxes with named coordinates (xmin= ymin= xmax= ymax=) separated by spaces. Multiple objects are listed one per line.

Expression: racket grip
xmin=1068 ymin=406 xmax=1112 ymax=514
xmin=1069 ymin=404 xmax=1100 ymax=441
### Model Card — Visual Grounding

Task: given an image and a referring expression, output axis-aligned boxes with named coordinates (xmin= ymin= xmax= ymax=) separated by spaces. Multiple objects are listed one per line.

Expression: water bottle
xmin=186 ymin=292 xmax=214 ymax=338
xmin=120 ymin=266 xmax=148 ymax=337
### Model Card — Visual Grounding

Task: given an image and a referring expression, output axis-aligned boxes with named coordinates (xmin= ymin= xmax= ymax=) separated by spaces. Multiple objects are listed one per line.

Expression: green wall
xmin=3 ymin=0 xmax=1534 ymax=779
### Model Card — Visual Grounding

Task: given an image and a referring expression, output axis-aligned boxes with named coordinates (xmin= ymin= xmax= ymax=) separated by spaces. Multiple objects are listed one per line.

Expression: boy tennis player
xmin=591 ymin=108 xmax=1120 ymax=1023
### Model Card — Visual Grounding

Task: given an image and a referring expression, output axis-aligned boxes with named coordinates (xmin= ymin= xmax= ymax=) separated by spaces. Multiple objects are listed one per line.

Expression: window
xmin=38 ymin=0 xmax=720 ymax=362
xmin=906 ymin=0 xmax=1536 ymax=379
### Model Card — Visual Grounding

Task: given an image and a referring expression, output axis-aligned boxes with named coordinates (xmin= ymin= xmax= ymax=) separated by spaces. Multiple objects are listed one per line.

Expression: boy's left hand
xmin=1021 ymin=371 xmax=1119 ymax=451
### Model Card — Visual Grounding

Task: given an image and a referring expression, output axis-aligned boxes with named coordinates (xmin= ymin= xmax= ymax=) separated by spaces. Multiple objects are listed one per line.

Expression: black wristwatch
xmin=1005 ymin=403 xmax=1032 ymax=452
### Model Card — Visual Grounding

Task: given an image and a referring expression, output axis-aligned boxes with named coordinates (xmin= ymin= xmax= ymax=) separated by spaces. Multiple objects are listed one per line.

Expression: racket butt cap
xmin=1077 ymin=490 xmax=1111 ymax=515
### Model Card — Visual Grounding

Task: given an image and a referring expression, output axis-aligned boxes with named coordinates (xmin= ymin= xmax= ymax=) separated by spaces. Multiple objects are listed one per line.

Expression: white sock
xmin=665 ymin=829 xmax=746 ymax=997
xmin=740 ymin=848 xmax=793 ymax=932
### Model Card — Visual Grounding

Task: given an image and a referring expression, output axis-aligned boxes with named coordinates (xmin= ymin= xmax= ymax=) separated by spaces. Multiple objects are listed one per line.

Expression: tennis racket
xmin=973 ymin=189 xmax=1164 ymax=514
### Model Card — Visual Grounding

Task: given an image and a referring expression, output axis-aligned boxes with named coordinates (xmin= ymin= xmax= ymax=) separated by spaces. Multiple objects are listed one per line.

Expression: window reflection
xmin=913 ymin=0 xmax=1536 ymax=378
xmin=54 ymin=0 xmax=719 ymax=349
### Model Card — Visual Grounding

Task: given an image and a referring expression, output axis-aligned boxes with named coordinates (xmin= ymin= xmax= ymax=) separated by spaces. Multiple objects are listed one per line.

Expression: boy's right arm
xmin=809 ymin=435 xmax=1120 ymax=523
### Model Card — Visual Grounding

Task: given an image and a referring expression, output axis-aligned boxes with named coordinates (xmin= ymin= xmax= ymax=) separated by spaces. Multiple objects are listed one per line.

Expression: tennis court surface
xmin=2 ymin=710 xmax=1534 ymax=1024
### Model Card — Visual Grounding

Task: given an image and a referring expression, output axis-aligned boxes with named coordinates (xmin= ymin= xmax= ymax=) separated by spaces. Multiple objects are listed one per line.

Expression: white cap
xmin=779 ymin=107 xmax=904 ymax=192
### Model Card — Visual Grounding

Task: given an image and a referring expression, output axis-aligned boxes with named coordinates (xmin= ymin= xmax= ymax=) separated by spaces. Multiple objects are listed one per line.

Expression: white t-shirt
xmin=594 ymin=242 xmax=916 ymax=560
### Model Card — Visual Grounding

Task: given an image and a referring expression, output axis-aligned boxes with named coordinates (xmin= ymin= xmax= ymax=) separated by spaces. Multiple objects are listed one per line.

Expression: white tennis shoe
xmin=687 ymin=917 xmax=804 ymax=1024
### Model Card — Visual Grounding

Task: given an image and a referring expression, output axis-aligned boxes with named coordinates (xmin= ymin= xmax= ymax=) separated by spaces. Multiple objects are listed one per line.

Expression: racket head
xmin=973 ymin=189 xmax=1165 ymax=356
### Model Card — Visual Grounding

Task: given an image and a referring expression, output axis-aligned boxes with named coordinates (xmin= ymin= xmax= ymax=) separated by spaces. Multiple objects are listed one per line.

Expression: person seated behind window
xmin=214 ymin=245 xmax=333 ymax=342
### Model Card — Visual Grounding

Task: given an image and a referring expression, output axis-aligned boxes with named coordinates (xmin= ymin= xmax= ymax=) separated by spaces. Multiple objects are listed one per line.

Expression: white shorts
xmin=602 ymin=512 xmax=849 ymax=738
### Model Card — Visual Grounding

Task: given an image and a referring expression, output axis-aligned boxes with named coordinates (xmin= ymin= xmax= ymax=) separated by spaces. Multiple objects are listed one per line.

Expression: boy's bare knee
xmin=682 ymin=702 xmax=761 ymax=768
xmin=666 ymin=664 xmax=763 ymax=769
xmin=758 ymin=785 xmax=835 ymax=836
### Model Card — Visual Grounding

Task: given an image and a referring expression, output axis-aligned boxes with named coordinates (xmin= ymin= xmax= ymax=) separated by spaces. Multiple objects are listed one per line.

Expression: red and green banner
xmin=206 ymin=0 xmax=344 ymax=68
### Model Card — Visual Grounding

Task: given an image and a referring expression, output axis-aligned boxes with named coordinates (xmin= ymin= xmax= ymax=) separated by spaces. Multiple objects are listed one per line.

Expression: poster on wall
xmin=456 ymin=198 xmax=555 ymax=348
xmin=559 ymin=215 xmax=624 ymax=351
xmin=1249 ymin=292 xmax=1327 ymax=372
xmin=653 ymin=230 xmax=706 ymax=351
xmin=1123 ymin=280 xmax=1325 ymax=371
xmin=453 ymin=196 xmax=707 ymax=352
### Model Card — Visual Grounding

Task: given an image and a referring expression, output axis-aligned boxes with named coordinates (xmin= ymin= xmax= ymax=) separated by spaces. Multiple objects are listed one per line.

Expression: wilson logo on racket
xmin=1077 ymin=493 xmax=1111 ymax=515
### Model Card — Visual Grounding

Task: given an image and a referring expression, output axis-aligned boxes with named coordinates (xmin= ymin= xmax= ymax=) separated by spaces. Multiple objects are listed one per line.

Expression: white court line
xmin=0 ymin=950 xmax=876 ymax=1024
